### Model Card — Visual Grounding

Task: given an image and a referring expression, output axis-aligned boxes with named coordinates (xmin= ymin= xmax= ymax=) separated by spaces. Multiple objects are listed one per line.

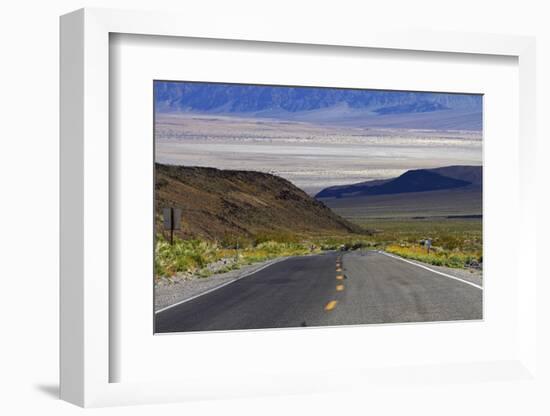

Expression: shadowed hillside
xmin=316 ymin=166 xmax=482 ymax=221
xmin=316 ymin=166 xmax=481 ymax=199
xmin=428 ymin=165 xmax=482 ymax=186
xmin=155 ymin=164 xmax=362 ymax=242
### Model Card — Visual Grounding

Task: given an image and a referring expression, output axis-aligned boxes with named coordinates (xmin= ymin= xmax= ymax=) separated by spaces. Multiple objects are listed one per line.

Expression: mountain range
xmin=154 ymin=82 xmax=483 ymax=131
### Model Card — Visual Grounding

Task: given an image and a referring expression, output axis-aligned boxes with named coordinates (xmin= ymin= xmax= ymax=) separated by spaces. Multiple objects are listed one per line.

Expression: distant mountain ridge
xmin=155 ymin=82 xmax=482 ymax=131
xmin=155 ymin=82 xmax=481 ymax=114
xmin=156 ymin=164 xmax=362 ymax=242
xmin=315 ymin=166 xmax=482 ymax=199
xmin=373 ymin=102 xmax=450 ymax=115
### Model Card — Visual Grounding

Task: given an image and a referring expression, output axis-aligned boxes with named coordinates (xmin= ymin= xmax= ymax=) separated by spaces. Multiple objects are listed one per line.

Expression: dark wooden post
xmin=163 ymin=207 xmax=182 ymax=245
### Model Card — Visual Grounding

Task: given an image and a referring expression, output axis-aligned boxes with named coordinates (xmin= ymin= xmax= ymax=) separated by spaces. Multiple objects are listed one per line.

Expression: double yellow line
xmin=325 ymin=255 xmax=344 ymax=311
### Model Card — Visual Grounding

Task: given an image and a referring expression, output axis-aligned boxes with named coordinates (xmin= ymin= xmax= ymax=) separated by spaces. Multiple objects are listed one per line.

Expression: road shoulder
xmin=155 ymin=257 xmax=288 ymax=312
xmin=378 ymin=250 xmax=483 ymax=288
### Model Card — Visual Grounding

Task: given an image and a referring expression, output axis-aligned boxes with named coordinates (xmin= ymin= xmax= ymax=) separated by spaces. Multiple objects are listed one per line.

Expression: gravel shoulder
xmin=154 ymin=256 xmax=289 ymax=311
xmin=380 ymin=250 xmax=482 ymax=287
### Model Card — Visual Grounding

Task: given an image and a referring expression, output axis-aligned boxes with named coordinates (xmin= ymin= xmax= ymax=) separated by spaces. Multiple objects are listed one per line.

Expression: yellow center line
xmin=336 ymin=268 xmax=342 ymax=272
xmin=336 ymin=284 xmax=344 ymax=291
xmin=336 ymin=274 xmax=344 ymax=280
xmin=324 ymin=300 xmax=338 ymax=311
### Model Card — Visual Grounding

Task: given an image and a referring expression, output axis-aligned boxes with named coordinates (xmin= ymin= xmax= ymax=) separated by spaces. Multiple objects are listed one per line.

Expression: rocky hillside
xmin=155 ymin=164 xmax=362 ymax=242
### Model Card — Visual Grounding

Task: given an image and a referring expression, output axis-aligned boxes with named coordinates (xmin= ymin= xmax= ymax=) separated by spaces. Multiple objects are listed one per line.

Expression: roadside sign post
xmin=425 ymin=238 xmax=432 ymax=253
xmin=162 ymin=207 xmax=181 ymax=245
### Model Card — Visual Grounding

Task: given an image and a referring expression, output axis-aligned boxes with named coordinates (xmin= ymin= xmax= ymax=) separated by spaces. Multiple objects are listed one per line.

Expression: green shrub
xmin=385 ymin=243 xmax=481 ymax=269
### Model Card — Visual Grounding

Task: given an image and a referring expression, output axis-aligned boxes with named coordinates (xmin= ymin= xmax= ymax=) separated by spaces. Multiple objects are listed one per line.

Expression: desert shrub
xmin=155 ymin=235 xmax=221 ymax=277
xmin=155 ymin=235 xmax=324 ymax=278
xmin=385 ymin=243 xmax=481 ymax=269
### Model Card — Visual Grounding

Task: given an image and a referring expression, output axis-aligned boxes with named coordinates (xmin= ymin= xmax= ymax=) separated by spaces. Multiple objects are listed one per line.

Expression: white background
xmin=1 ymin=0 xmax=548 ymax=415
xmin=112 ymin=34 xmax=518 ymax=383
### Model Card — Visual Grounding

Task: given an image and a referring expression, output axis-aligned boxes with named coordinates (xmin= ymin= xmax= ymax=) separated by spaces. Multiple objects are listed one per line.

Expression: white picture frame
xmin=60 ymin=8 xmax=537 ymax=407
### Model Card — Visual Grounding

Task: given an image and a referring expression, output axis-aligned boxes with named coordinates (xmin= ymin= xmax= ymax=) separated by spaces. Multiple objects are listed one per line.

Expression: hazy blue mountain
xmin=428 ymin=165 xmax=482 ymax=186
xmin=315 ymin=166 xmax=481 ymax=199
xmin=154 ymin=81 xmax=482 ymax=130
xmin=374 ymin=102 xmax=449 ymax=115
xmin=155 ymin=82 xmax=481 ymax=113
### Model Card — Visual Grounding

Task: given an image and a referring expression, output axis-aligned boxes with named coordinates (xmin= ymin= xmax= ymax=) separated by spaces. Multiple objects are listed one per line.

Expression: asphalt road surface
xmin=155 ymin=251 xmax=482 ymax=333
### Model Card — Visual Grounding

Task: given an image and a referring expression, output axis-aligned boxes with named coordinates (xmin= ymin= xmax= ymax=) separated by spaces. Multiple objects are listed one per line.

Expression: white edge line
xmin=155 ymin=256 xmax=289 ymax=314
xmin=378 ymin=251 xmax=483 ymax=290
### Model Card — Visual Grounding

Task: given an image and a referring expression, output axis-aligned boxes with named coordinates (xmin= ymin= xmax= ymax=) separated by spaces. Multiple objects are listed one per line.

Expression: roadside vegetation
xmin=155 ymin=235 xmax=318 ymax=279
xmin=358 ymin=218 xmax=482 ymax=269
xmin=155 ymin=218 xmax=482 ymax=279
xmin=384 ymin=244 xmax=480 ymax=268
xmin=154 ymin=233 xmax=375 ymax=279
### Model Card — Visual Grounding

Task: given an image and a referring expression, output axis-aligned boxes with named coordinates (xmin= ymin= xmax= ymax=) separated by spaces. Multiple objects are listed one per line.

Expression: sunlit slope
xmin=156 ymin=164 xmax=362 ymax=242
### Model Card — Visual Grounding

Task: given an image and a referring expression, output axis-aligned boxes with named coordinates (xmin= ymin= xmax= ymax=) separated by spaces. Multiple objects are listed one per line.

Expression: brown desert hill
xmin=155 ymin=163 xmax=363 ymax=242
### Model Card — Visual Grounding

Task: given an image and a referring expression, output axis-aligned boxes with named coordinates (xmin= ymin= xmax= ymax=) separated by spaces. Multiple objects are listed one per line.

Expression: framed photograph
xmin=60 ymin=8 xmax=538 ymax=407
xmin=152 ymin=80 xmax=484 ymax=334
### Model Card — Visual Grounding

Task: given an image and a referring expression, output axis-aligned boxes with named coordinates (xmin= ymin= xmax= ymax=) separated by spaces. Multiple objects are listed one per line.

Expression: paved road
xmin=155 ymin=251 xmax=482 ymax=333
